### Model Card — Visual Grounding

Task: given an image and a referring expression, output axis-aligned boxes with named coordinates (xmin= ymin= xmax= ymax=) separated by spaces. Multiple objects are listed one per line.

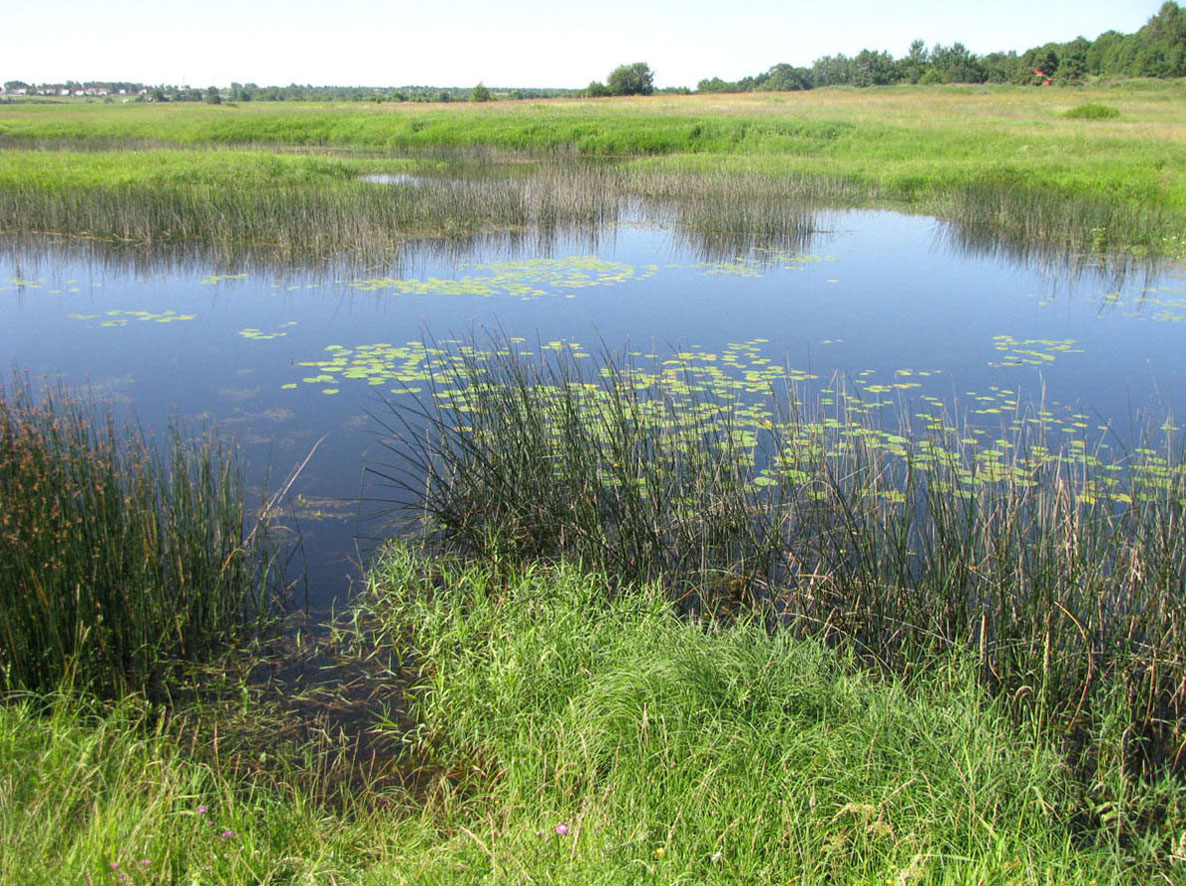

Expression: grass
xmin=2 ymin=82 xmax=1186 ymax=259
xmin=4 ymin=550 xmax=1184 ymax=883
xmin=0 ymin=375 xmax=273 ymax=697
xmin=358 ymin=547 xmax=1186 ymax=883
xmin=374 ymin=337 xmax=1186 ymax=774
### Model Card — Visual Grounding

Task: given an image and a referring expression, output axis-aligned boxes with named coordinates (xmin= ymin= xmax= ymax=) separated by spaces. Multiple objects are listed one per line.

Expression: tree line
xmin=4 ymin=2 xmax=1185 ymax=103
xmin=697 ymin=1 xmax=1186 ymax=92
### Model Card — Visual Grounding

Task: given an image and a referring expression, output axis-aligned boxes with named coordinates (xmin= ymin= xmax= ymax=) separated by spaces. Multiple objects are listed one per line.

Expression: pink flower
xmin=554 ymin=823 xmax=570 ymax=836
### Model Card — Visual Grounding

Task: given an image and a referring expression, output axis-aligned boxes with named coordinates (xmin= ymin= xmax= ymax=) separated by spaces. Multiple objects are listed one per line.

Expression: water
xmin=3 ymin=209 xmax=1183 ymax=608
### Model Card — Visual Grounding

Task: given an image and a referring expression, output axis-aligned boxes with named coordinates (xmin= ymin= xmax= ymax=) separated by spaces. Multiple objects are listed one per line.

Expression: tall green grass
xmin=0 ymin=150 xmax=627 ymax=264
xmin=0 ymin=375 xmax=273 ymax=696
xmin=9 ymin=561 xmax=1183 ymax=883
xmin=376 ymin=339 xmax=1186 ymax=773
xmin=4 ymin=82 xmax=1186 ymax=259
xmin=0 ymin=145 xmax=1175 ymax=266
xmin=0 ymin=692 xmax=404 ymax=884
xmin=353 ymin=546 xmax=1185 ymax=882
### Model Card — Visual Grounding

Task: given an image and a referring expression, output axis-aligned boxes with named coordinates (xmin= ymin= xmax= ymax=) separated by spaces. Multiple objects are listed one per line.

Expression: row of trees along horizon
xmin=4 ymin=1 xmax=1185 ymax=103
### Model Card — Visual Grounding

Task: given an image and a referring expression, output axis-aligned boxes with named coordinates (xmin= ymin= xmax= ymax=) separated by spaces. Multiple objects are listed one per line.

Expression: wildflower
xmin=554 ymin=823 xmax=570 ymax=836
xmin=221 ymin=829 xmax=235 ymax=840
xmin=196 ymin=805 xmax=208 ymax=815
xmin=138 ymin=860 xmax=151 ymax=867
xmin=711 ymin=851 xmax=723 ymax=863
xmin=654 ymin=847 xmax=666 ymax=859
xmin=109 ymin=862 xmax=119 ymax=871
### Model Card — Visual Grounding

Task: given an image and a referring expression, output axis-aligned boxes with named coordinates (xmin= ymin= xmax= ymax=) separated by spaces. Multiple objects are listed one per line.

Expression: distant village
xmin=0 ymin=80 xmax=579 ymax=103
xmin=2 ymin=82 xmax=149 ymax=98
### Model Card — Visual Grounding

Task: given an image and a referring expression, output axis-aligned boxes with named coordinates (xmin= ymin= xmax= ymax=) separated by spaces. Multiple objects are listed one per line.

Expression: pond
xmin=2 ymin=208 xmax=1183 ymax=609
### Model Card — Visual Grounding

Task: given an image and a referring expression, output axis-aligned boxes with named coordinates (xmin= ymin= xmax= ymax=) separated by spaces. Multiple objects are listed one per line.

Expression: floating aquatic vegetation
xmin=675 ymin=250 xmax=824 ymax=278
xmin=68 ymin=309 xmax=196 ymax=327
xmin=287 ymin=337 xmax=816 ymax=408
xmin=1097 ymin=285 xmax=1186 ymax=323
xmin=348 ymin=256 xmax=654 ymax=300
xmin=990 ymin=334 xmax=1083 ymax=367
xmin=288 ymin=341 xmax=472 ymax=396
xmin=1 ymin=277 xmax=42 ymax=291
xmin=200 ymin=273 xmax=248 ymax=285
xmin=238 ymin=322 xmax=298 ymax=341
xmin=287 ymin=333 xmax=1173 ymax=501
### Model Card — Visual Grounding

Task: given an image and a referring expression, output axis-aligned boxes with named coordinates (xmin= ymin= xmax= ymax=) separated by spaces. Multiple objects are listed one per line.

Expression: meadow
xmin=2 ymin=82 xmax=1186 ymax=260
xmin=3 ymin=83 xmax=1186 ymax=883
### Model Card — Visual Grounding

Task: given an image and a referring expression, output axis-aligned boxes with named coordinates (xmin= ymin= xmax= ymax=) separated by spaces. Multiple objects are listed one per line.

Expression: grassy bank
xmin=379 ymin=339 xmax=1186 ymax=773
xmin=2 ymin=83 xmax=1185 ymax=258
xmin=5 ymin=549 xmax=1183 ymax=883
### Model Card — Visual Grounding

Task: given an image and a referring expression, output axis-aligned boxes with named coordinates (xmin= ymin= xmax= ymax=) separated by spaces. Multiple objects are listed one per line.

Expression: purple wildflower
xmin=554 ymin=823 xmax=570 ymax=836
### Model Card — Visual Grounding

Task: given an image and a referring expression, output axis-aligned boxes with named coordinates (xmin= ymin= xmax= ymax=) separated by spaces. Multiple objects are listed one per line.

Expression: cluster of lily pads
xmin=347 ymin=256 xmax=656 ymax=300
xmin=68 ymin=309 xmax=196 ymax=327
xmin=280 ymin=331 xmax=1183 ymax=504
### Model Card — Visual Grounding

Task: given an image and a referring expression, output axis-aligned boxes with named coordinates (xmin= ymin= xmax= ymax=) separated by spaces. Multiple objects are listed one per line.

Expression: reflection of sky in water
xmin=2 ymin=210 xmax=1183 ymax=607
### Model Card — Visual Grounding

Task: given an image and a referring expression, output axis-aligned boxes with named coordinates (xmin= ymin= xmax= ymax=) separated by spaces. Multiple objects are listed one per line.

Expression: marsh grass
xmin=5 ymin=81 xmax=1186 ymax=262
xmin=0 ymin=375 xmax=273 ymax=697
xmin=1 ymin=146 xmax=1174 ymax=269
xmin=353 ymin=547 xmax=1186 ymax=882
xmin=375 ymin=338 xmax=1186 ymax=774
xmin=8 ymin=566 xmax=1184 ymax=884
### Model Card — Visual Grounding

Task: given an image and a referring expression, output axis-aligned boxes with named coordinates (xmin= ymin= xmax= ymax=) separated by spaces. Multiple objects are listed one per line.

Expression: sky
xmin=4 ymin=0 xmax=1161 ymax=90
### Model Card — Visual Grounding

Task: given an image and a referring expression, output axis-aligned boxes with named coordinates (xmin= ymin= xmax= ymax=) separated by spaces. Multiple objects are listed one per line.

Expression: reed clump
xmin=0 ymin=376 xmax=272 ymax=696
xmin=378 ymin=338 xmax=1186 ymax=773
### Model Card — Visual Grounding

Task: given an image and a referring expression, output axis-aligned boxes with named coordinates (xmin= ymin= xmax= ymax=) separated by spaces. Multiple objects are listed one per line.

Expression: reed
xmin=0 ymin=375 xmax=273 ymax=696
xmin=375 ymin=337 xmax=1186 ymax=770
xmin=4 ymin=146 xmax=1163 ymax=272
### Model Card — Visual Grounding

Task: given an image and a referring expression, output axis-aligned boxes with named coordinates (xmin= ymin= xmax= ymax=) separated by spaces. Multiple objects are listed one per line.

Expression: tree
xmin=853 ymin=49 xmax=897 ymax=86
xmin=930 ymin=42 xmax=987 ymax=83
xmin=607 ymin=62 xmax=655 ymax=96
xmin=811 ymin=54 xmax=854 ymax=86
xmin=584 ymin=80 xmax=611 ymax=97
xmin=895 ymin=40 xmax=930 ymax=83
xmin=471 ymin=82 xmax=491 ymax=102
xmin=204 ymin=85 xmax=221 ymax=104
xmin=760 ymin=63 xmax=811 ymax=91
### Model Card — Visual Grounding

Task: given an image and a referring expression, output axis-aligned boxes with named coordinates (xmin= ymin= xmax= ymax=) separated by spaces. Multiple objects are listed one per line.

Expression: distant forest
xmin=4 ymin=1 xmax=1185 ymax=102
xmin=696 ymin=1 xmax=1186 ymax=93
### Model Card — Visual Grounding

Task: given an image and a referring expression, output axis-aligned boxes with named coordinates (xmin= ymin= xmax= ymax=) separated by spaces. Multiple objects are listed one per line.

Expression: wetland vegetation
xmin=3 ymin=77 xmax=1186 ymax=883
xmin=3 ymin=81 xmax=1186 ymax=263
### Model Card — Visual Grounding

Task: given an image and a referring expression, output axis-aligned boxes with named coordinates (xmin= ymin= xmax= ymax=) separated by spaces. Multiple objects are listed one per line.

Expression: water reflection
xmin=2 ymin=205 xmax=1182 ymax=611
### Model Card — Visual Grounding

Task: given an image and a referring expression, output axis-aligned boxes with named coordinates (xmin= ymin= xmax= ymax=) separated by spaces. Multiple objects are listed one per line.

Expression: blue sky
xmin=6 ymin=1 xmax=1160 ymax=89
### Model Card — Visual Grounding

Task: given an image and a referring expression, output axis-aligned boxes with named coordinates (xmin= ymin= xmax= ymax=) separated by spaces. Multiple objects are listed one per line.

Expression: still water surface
xmin=3 ymin=210 xmax=1183 ymax=607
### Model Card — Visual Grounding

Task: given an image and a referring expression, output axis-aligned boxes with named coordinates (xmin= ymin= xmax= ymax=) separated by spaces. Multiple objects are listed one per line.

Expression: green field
xmin=2 ymin=82 xmax=1186 ymax=259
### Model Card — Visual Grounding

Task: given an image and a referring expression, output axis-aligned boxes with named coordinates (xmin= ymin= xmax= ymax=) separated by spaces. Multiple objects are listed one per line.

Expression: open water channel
xmin=2 ymin=209 xmax=1183 ymax=610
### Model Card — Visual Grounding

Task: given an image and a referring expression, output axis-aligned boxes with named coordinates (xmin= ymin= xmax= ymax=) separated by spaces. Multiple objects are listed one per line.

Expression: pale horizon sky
xmin=4 ymin=1 xmax=1163 ymax=90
